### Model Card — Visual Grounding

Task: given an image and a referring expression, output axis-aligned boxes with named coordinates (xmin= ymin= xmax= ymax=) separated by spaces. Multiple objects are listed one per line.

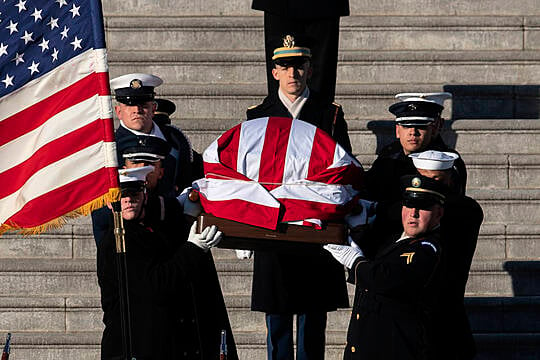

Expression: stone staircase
xmin=1 ymin=0 xmax=539 ymax=358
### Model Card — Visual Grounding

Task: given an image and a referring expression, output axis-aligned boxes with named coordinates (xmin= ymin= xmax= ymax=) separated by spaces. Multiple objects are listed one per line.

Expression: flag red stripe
xmin=199 ymin=196 xmax=280 ymax=230
xmin=0 ymin=120 xmax=105 ymax=199
xmin=3 ymin=168 xmax=112 ymax=228
xmin=216 ymin=124 xmax=241 ymax=170
xmin=204 ymin=162 xmax=253 ymax=181
xmin=307 ymin=164 xmax=364 ymax=187
xmin=308 ymin=128 xmax=336 ymax=178
xmin=259 ymin=117 xmax=291 ymax=191
xmin=0 ymin=72 xmax=110 ymax=147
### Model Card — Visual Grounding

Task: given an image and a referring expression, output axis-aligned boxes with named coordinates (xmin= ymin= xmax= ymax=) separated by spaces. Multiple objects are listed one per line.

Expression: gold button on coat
xmin=351 ymin=346 xmax=356 ymax=352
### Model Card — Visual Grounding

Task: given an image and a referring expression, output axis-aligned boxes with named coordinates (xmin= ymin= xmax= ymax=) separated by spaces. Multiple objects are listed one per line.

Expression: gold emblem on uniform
xmin=400 ymin=252 xmax=415 ymax=264
xmin=408 ymin=104 xmax=417 ymax=111
xmin=130 ymin=79 xmax=142 ymax=89
xmin=283 ymin=35 xmax=295 ymax=48
xmin=411 ymin=177 xmax=421 ymax=188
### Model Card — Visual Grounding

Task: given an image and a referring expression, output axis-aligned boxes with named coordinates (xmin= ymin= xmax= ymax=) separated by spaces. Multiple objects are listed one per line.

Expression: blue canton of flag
xmin=0 ymin=0 xmax=106 ymax=98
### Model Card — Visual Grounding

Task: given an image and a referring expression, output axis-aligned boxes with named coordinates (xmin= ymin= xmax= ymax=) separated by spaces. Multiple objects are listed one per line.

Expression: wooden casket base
xmin=197 ymin=213 xmax=347 ymax=250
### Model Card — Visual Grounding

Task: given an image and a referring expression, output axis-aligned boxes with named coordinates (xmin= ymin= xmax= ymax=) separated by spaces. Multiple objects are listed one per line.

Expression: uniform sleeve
xmin=352 ymin=241 xmax=441 ymax=297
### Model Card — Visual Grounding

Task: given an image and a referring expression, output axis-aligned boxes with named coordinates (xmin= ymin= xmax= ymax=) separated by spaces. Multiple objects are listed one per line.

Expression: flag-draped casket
xmin=193 ymin=117 xmax=363 ymax=236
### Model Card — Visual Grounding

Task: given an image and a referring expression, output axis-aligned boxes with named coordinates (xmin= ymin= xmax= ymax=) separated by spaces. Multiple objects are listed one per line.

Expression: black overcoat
xmin=246 ymin=92 xmax=351 ymax=313
xmin=344 ymin=231 xmax=443 ymax=360
xmin=97 ymin=219 xmax=238 ymax=359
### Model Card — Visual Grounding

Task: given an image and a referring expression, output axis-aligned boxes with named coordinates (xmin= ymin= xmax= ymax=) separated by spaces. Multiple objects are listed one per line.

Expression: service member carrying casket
xmin=325 ymin=175 xmax=448 ymax=360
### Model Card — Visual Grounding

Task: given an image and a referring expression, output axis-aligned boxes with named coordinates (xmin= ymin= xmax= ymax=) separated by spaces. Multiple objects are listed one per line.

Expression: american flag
xmin=193 ymin=117 xmax=363 ymax=230
xmin=0 ymin=0 xmax=118 ymax=234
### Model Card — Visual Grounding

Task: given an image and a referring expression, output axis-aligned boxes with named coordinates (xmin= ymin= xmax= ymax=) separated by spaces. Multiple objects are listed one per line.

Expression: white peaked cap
xmin=409 ymin=150 xmax=459 ymax=170
xmin=395 ymin=92 xmax=452 ymax=107
xmin=118 ymin=165 xmax=155 ymax=184
xmin=110 ymin=73 xmax=163 ymax=91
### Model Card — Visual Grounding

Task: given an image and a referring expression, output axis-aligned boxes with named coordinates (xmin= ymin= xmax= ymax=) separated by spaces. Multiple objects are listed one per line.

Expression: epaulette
xmin=247 ymin=104 xmax=259 ymax=110
xmin=332 ymin=101 xmax=342 ymax=108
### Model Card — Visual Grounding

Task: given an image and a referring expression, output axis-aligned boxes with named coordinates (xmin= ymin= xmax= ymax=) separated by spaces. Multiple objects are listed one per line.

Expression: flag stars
xmin=6 ymin=20 xmax=18 ymax=34
xmin=27 ymin=61 xmax=39 ymax=75
xmin=60 ymin=26 xmax=69 ymax=39
xmin=38 ymin=38 xmax=49 ymax=52
xmin=15 ymin=0 xmax=27 ymax=13
xmin=0 ymin=43 xmax=7 ymax=57
xmin=56 ymin=0 xmax=68 ymax=8
xmin=1 ymin=74 xmax=14 ymax=88
xmin=51 ymin=48 xmax=59 ymax=62
xmin=70 ymin=36 xmax=82 ymax=50
xmin=47 ymin=17 xmax=59 ymax=30
xmin=31 ymin=8 xmax=42 ymax=22
xmin=20 ymin=30 xmax=34 ymax=44
xmin=12 ymin=52 xmax=24 ymax=66
xmin=69 ymin=4 xmax=80 ymax=18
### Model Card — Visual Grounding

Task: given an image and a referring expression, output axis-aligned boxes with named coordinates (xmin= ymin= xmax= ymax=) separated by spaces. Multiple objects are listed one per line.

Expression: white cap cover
xmin=395 ymin=92 xmax=452 ymax=107
xmin=118 ymin=165 xmax=155 ymax=184
xmin=409 ymin=150 xmax=459 ymax=170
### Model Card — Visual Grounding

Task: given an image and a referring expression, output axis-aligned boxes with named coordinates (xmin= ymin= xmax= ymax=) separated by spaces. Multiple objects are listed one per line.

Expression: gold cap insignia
xmin=130 ymin=79 xmax=142 ymax=89
xmin=411 ymin=177 xmax=422 ymax=188
xmin=283 ymin=35 xmax=295 ymax=48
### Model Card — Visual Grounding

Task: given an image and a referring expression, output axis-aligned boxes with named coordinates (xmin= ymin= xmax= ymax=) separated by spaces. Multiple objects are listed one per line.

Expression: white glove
xmin=323 ymin=244 xmax=364 ymax=269
xmin=235 ymin=249 xmax=253 ymax=259
xmin=345 ymin=199 xmax=377 ymax=228
xmin=177 ymin=187 xmax=203 ymax=217
xmin=187 ymin=223 xmax=222 ymax=252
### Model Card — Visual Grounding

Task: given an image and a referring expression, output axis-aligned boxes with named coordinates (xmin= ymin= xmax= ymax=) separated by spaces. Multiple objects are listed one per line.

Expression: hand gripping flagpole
xmin=111 ymin=201 xmax=134 ymax=360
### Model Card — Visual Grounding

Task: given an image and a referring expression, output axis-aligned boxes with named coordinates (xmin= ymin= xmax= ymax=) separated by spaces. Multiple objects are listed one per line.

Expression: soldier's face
xmin=401 ymin=204 xmax=443 ymax=238
xmin=396 ymin=124 xmax=435 ymax=155
xmin=115 ymin=101 xmax=156 ymax=133
xmin=272 ymin=61 xmax=312 ymax=99
xmin=121 ymin=191 xmax=145 ymax=221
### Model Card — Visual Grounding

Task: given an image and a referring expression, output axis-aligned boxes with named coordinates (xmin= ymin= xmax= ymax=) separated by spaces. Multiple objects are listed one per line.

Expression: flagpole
xmin=111 ymin=201 xmax=134 ymax=360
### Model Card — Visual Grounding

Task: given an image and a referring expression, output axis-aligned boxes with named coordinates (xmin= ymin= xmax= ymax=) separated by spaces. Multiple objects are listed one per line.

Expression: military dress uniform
xmin=344 ymin=230 xmax=443 ymax=360
xmin=252 ymin=0 xmax=350 ymax=103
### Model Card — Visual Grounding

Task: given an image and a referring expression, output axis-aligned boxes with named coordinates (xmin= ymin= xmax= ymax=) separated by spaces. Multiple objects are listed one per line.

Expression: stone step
xmin=101 ymin=0 xmax=540 ymax=17
xmin=174 ymin=116 xmax=540 ymax=156
xmin=104 ymin=16 xmax=539 ymax=52
xmin=1 ymin=222 xmax=539 ymax=262
xmin=3 ymin=295 xmax=536 ymax=334
xmin=1 ymin=331 xmax=538 ymax=360
xmin=0 ymin=257 xmax=537 ymax=298
xmin=108 ymin=50 xmax=540 ymax=86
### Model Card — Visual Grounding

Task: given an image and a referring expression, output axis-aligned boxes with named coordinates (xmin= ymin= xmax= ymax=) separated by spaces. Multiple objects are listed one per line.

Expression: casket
xmin=197 ymin=213 xmax=347 ymax=250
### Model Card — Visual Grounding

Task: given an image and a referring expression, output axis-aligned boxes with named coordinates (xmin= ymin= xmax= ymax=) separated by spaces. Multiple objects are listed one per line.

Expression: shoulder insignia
xmin=421 ymin=241 xmax=438 ymax=253
xmin=332 ymin=101 xmax=342 ymax=108
xmin=400 ymin=252 xmax=415 ymax=264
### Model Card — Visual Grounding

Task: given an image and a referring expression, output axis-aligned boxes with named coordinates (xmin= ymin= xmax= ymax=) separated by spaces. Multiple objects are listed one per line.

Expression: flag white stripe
xmin=270 ymin=182 xmax=357 ymax=204
xmin=194 ymin=178 xmax=280 ymax=208
xmin=0 ymin=142 xmax=107 ymax=224
xmin=237 ymin=117 xmax=267 ymax=181
xmin=0 ymin=95 xmax=109 ymax=173
xmin=202 ymin=140 xmax=220 ymax=164
xmin=283 ymin=119 xmax=315 ymax=182
xmin=329 ymin=145 xmax=362 ymax=169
